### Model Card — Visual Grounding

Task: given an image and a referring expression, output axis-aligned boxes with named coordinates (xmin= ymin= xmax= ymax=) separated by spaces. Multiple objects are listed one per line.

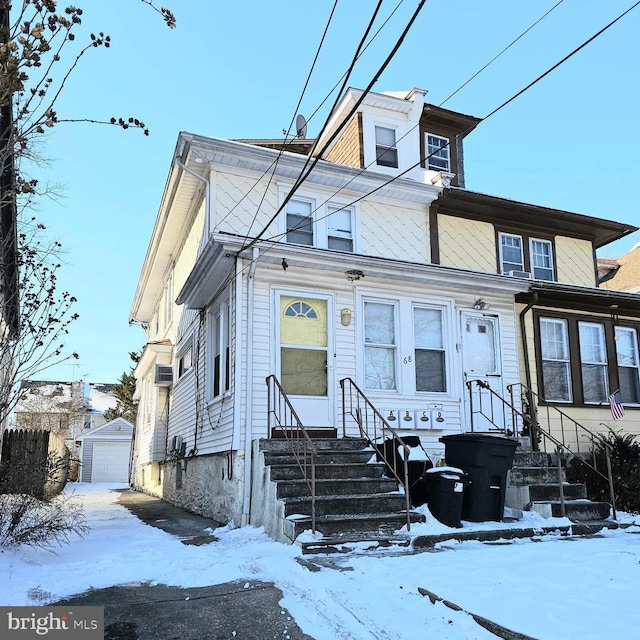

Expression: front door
xmin=276 ymin=293 xmax=333 ymax=427
xmin=461 ymin=312 xmax=503 ymax=432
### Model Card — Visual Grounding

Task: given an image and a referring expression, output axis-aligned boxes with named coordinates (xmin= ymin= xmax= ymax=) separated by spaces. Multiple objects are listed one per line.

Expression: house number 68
xmin=403 ymin=356 xmax=413 ymax=364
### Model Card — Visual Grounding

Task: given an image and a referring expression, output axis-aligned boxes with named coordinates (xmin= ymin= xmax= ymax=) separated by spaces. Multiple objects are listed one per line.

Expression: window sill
xmin=206 ymin=390 xmax=232 ymax=409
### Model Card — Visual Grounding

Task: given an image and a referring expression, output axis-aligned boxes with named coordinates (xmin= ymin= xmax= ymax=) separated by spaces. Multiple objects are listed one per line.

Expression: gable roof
xmin=600 ymin=243 xmax=640 ymax=292
xmin=76 ymin=417 xmax=133 ymax=440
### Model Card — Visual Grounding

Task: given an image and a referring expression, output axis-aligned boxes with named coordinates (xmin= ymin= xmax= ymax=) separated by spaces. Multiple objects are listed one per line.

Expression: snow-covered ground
xmin=1 ymin=484 xmax=639 ymax=640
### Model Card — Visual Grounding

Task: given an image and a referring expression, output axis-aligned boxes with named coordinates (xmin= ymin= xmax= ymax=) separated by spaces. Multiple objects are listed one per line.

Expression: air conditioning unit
xmin=154 ymin=364 xmax=173 ymax=386
xmin=507 ymin=270 xmax=532 ymax=280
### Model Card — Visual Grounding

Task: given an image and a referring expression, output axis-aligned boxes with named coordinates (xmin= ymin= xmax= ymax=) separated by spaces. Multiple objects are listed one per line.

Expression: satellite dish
xmin=295 ymin=114 xmax=307 ymax=139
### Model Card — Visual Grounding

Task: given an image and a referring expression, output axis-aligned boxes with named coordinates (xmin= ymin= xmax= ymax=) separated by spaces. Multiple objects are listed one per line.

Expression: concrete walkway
xmin=55 ymin=489 xmax=315 ymax=640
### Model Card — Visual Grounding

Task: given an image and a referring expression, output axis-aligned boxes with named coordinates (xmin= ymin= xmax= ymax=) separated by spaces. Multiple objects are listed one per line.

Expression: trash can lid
xmin=425 ymin=465 xmax=465 ymax=478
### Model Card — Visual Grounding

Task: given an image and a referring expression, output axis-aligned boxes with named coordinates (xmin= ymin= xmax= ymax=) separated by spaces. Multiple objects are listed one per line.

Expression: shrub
xmin=0 ymin=492 xmax=88 ymax=549
xmin=566 ymin=429 xmax=640 ymax=514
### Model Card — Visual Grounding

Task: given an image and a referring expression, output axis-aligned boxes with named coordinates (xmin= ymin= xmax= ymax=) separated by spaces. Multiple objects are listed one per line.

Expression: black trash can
xmin=439 ymin=434 xmax=520 ymax=522
xmin=424 ymin=468 xmax=466 ymax=528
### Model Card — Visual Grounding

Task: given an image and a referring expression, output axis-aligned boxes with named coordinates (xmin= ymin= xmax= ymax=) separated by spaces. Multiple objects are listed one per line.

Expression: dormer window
xmin=426 ymin=134 xmax=450 ymax=172
xmin=375 ymin=126 xmax=398 ymax=168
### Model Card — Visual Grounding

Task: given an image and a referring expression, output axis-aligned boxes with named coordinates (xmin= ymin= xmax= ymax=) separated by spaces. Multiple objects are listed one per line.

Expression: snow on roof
xmin=87 ymin=384 xmax=116 ymax=412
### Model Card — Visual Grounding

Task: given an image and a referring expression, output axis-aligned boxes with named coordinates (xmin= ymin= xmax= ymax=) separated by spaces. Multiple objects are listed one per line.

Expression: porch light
xmin=473 ymin=298 xmax=488 ymax=310
xmin=341 ymin=308 xmax=352 ymax=326
xmin=345 ymin=270 xmax=364 ymax=282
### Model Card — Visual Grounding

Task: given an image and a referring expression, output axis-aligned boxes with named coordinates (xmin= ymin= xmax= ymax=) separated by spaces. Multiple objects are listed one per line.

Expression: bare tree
xmin=0 ymin=1 xmax=174 ymax=428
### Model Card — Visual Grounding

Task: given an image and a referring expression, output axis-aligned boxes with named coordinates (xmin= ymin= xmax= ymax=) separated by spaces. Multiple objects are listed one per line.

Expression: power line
xmin=239 ymin=0 xmax=428 ymax=255
xmin=217 ymin=0 xmax=341 ymax=232
xmin=237 ymin=0 xmax=640 ymax=268
xmin=242 ymin=0 xmax=342 ymax=241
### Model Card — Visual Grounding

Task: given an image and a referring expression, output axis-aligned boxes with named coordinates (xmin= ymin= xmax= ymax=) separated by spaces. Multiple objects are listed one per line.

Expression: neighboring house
xmin=76 ymin=417 xmax=134 ymax=483
xmin=14 ymin=380 xmax=117 ymax=443
xmin=129 ymin=86 xmax=640 ymax=538
xmin=598 ymin=243 xmax=640 ymax=293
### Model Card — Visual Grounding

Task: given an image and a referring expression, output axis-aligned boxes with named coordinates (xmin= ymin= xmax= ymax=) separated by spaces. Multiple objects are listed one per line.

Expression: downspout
xmin=241 ymin=247 xmax=259 ymax=526
xmin=176 ymin=161 xmax=211 ymax=238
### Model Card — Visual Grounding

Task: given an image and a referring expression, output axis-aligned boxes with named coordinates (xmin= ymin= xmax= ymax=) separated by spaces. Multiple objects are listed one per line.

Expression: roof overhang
xmin=516 ymin=281 xmax=640 ymax=317
xmin=434 ymin=188 xmax=637 ymax=249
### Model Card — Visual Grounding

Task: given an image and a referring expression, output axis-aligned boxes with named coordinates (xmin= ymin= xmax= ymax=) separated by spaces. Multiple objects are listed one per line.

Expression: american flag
xmin=609 ymin=390 xmax=625 ymax=420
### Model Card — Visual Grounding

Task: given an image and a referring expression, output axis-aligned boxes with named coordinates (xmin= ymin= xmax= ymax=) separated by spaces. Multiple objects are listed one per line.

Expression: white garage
xmin=76 ymin=418 xmax=134 ymax=483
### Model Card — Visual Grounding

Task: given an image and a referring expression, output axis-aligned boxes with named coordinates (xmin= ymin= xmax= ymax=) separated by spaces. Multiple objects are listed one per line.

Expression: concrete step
xmin=528 ymin=483 xmax=587 ymax=502
xmin=285 ymin=511 xmax=425 ymax=539
xmin=264 ymin=449 xmax=375 ymax=466
xmin=276 ymin=478 xmax=399 ymax=499
xmin=529 ymin=500 xmax=611 ymax=522
xmin=513 ymin=451 xmax=549 ymax=468
xmin=259 ymin=437 xmax=370 ymax=453
xmin=269 ymin=462 xmax=386 ymax=481
xmin=283 ymin=493 xmax=406 ymax=518
xmin=298 ymin=532 xmax=412 ymax=555
xmin=509 ymin=466 xmax=565 ymax=485
xmin=270 ymin=427 xmax=338 ymax=439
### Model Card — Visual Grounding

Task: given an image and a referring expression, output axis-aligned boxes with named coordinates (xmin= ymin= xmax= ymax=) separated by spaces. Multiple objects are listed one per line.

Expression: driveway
xmin=55 ymin=489 xmax=314 ymax=640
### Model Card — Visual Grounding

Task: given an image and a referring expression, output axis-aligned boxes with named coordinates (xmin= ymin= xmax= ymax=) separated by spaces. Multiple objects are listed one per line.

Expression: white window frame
xmin=176 ymin=337 xmax=194 ymax=380
xmin=279 ymin=187 xmax=358 ymax=253
xmin=499 ymin=232 xmax=525 ymax=274
xmin=578 ymin=321 xmax=609 ymax=404
xmin=208 ymin=300 xmax=231 ymax=401
xmin=540 ymin=317 xmax=572 ymax=403
xmin=359 ymin=293 xmax=454 ymax=397
xmin=425 ymin=133 xmax=450 ymax=172
xmin=374 ymin=125 xmax=398 ymax=168
xmin=615 ymin=327 xmax=640 ymax=405
xmin=529 ymin=238 xmax=554 ymax=281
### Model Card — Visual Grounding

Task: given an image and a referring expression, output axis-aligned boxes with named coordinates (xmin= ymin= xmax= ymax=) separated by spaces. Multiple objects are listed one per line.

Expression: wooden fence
xmin=0 ymin=429 xmax=69 ymax=499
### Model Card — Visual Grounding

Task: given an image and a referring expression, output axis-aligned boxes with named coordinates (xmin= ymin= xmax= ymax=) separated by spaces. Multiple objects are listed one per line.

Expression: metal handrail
xmin=465 ymin=379 xmax=616 ymax=519
xmin=265 ymin=375 xmax=317 ymax=534
xmin=340 ymin=377 xmax=413 ymax=531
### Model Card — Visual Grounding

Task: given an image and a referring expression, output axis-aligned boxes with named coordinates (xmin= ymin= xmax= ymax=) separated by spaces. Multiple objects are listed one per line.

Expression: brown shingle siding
xmin=324 ymin=113 xmax=363 ymax=168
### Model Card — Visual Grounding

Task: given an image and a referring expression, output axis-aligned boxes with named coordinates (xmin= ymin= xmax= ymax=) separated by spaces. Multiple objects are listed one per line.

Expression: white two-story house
xmin=129 ymin=86 xmax=639 ymax=531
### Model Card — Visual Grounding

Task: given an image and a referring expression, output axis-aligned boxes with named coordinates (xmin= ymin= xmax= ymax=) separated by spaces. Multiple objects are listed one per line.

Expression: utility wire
xmin=218 ymin=0 xmax=341 ymax=232
xmin=239 ymin=0 xmax=428 ymax=255
xmin=239 ymin=0 xmax=640 ymax=263
xmin=235 ymin=0 xmax=386 ymax=251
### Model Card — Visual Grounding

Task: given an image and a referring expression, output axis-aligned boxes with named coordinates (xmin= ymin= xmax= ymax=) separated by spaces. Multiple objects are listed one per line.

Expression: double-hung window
xmin=578 ymin=322 xmax=608 ymax=404
xmin=414 ymin=307 xmax=446 ymax=392
xmin=375 ymin=126 xmax=398 ymax=168
xmin=177 ymin=342 xmax=193 ymax=379
xmin=210 ymin=303 xmax=230 ymax=399
xmin=327 ymin=205 xmax=353 ymax=252
xmin=530 ymin=239 xmax=553 ymax=280
xmin=364 ymin=301 xmax=397 ymax=390
xmin=286 ymin=199 xmax=313 ymax=246
xmin=615 ymin=327 xmax=640 ymax=403
xmin=540 ymin=317 xmax=572 ymax=402
xmin=499 ymin=232 xmax=554 ymax=280
xmin=426 ymin=134 xmax=450 ymax=172
xmin=282 ymin=191 xmax=356 ymax=252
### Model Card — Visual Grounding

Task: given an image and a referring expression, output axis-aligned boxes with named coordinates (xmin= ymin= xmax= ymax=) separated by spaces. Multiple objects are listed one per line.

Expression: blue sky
xmin=31 ymin=0 xmax=640 ymax=383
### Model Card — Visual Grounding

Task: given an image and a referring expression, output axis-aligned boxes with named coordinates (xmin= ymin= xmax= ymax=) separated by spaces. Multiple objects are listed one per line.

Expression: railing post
xmin=556 ymin=445 xmax=566 ymax=518
xmin=605 ymin=445 xmax=617 ymax=521
xmin=467 ymin=380 xmax=475 ymax=432
xmin=341 ymin=379 xmax=346 ymax=438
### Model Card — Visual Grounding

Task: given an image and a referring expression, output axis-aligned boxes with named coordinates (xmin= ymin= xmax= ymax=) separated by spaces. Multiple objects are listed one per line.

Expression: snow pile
xmin=0 ymin=484 xmax=638 ymax=640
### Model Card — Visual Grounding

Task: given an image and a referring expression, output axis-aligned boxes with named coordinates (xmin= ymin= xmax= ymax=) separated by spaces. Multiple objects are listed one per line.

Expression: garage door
xmin=91 ymin=441 xmax=131 ymax=482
